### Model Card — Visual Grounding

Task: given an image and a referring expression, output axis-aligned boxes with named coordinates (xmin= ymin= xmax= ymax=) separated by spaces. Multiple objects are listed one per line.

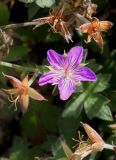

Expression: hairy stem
xmin=28 ymin=69 xmax=40 ymax=86
xmin=0 ymin=61 xmax=37 ymax=72
xmin=75 ymin=13 xmax=90 ymax=23
xmin=0 ymin=21 xmax=38 ymax=30
xmin=104 ymin=143 xmax=115 ymax=151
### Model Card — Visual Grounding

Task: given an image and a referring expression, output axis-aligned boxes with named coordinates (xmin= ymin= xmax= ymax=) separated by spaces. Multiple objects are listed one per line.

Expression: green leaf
xmin=84 ymin=74 xmax=111 ymax=93
xmin=46 ymin=158 xmax=56 ymax=160
xmin=52 ymin=140 xmax=65 ymax=159
xmin=9 ymin=136 xmax=42 ymax=160
xmin=84 ymin=94 xmax=113 ymax=121
xmin=4 ymin=45 xmax=30 ymax=61
xmin=9 ymin=136 xmax=29 ymax=160
xmin=21 ymin=111 xmax=40 ymax=138
xmin=40 ymin=135 xmax=57 ymax=153
xmin=0 ymin=4 xmax=10 ymax=25
xmin=21 ymin=100 xmax=62 ymax=139
xmin=58 ymin=116 xmax=81 ymax=145
xmin=62 ymin=93 xmax=86 ymax=118
xmin=96 ymin=104 xmax=113 ymax=121
xmin=103 ymin=50 xmax=116 ymax=72
xmin=108 ymin=91 xmax=116 ymax=111
xmin=18 ymin=0 xmax=35 ymax=3
xmin=26 ymin=3 xmax=40 ymax=20
xmin=87 ymin=59 xmax=103 ymax=72
xmin=57 ymin=158 xmax=68 ymax=160
xmin=35 ymin=0 xmax=55 ymax=8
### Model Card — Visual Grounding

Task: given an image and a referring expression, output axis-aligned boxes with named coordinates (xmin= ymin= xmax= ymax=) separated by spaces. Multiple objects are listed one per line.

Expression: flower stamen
xmin=8 ymin=95 xmax=19 ymax=111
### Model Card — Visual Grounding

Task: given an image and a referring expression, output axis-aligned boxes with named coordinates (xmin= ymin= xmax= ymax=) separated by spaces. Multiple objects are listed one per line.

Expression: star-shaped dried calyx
xmin=33 ymin=0 xmax=73 ymax=43
xmin=79 ymin=18 xmax=113 ymax=48
xmin=2 ymin=74 xmax=46 ymax=113
xmin=69 ymin=123 xmax=115 ymax=160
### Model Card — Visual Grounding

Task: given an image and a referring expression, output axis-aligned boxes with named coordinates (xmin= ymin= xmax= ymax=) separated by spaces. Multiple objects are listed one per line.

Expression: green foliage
xmin=0 ymin=4 xmax=9 ymax=25
xmin=19 ymin=0 xmax=35 ymax=3
xmin=4 ymin=45 xmax=30 ymax=61
xmin=84 ymin=94 xmax=113 ymax=121
xmin=60 ymin=140 xmax=72 ymax=158
xmin=84 ymin=74 xmax=111 ymax=93
xmin=62 ymin=70 xmax=113 ymax=121
xmin=35 ymin=0 xmax=55 ymax=8
xmin=20 ymin=100 xmax=62 ymax=139
xmin=26 ymin=3 xmax=40 ymax=20
xmin=9 ymin=136 xmax=42 ymax=160
xmin=62 ymin=93 xmax=85 ymax=118
xmin=19 ymin=0 xmax=55 ymax=8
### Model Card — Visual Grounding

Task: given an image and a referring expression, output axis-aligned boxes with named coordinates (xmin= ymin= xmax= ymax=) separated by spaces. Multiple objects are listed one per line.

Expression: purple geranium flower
xmin=38 ymin=46 xmax=97 ymax=100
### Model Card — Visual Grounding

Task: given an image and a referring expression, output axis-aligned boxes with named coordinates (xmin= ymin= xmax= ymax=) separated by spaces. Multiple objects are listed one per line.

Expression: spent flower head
xmin=33 ymin=0 xmax=72 ymax=43
xmin=70 ymin=123 xmax=115 ymax=160
xmin=79 ymin=18 xmax=113 ymax=48
xmin=38 ymin=46 xmax=96 ymax=100
xmin=2 ymin=74 xmax=46 ymax=113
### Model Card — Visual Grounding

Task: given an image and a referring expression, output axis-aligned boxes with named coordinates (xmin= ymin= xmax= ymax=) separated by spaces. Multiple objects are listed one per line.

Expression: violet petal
xmin=47 ymin=49 xmax=65 ymax=68
xmin=73 ymin=67 xmax=97 ymax=81
xmin=66 ymin=46 xmax=83 ymax=67
xmin=38 ymin=71 xmax=62 ymax=86
xmin=58 ymin=78 xmax=76 ymax=100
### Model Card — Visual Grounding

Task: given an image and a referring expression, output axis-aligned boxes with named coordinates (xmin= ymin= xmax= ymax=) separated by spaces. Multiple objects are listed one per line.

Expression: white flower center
xmin=62 ymin=66 xmax=73 ymax=79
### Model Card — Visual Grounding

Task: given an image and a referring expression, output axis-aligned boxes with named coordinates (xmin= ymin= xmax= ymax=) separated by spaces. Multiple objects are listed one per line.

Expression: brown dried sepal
xmin=79 ymin=18 xmax=113 ymax=48
xmin=33 ymin=0 xmax=72 ymax=43
xmin=2 ymin=74 xmax=46 ymax=113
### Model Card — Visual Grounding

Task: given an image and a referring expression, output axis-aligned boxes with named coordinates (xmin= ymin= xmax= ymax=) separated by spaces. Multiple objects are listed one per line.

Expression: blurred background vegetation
xmin=0 ymin=0 xmax=116 ymax=160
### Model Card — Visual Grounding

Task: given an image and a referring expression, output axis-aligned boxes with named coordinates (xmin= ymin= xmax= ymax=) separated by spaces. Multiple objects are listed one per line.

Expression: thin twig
xmin=0 ymin=61 xmax=37 ymax=72
xmin=0 ymin=21 xmax=38 ymax=30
